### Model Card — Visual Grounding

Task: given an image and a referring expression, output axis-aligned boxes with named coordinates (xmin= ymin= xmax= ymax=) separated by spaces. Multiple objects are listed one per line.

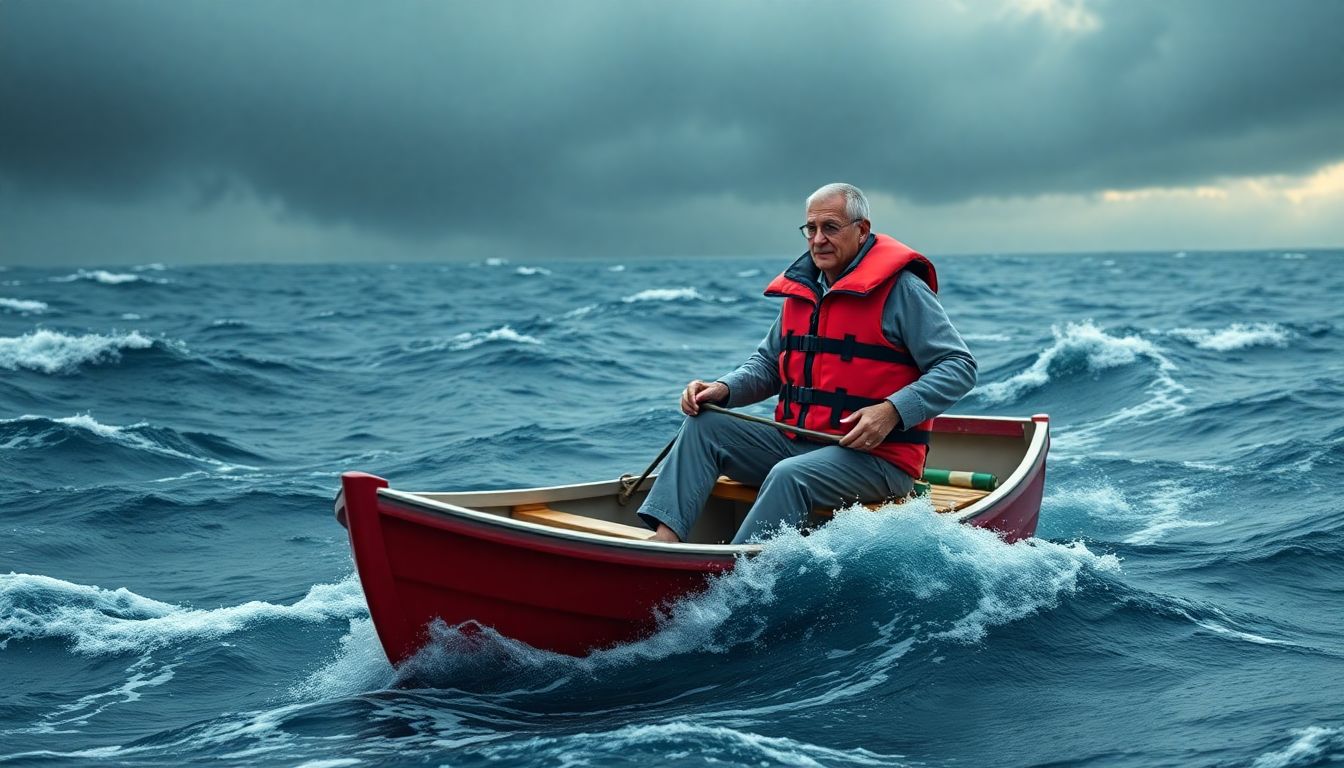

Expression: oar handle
xmin=700 ymin=403 xmax=842 ymax=444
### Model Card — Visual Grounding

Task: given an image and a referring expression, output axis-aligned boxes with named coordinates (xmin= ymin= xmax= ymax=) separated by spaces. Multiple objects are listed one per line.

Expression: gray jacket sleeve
xmin=884 ymin=271 xmax=977 ymax=427
xmin=717 ymin=311 xmax=783 ymax=407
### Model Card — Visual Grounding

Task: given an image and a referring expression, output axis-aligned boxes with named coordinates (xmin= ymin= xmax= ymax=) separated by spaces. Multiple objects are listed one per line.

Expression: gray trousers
xmin=636 ymin=410 xmax=914 ymax=544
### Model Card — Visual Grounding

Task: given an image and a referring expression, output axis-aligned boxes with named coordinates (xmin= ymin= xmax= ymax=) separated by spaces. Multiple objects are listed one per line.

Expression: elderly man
xmin=636 ymin=183 xmax=977 ymax=545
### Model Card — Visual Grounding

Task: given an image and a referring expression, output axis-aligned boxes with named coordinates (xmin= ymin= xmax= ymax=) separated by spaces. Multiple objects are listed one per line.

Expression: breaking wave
xmin=387 ymin=503 xmax=1119 ymax=695
xmin=0 ymin=413 xmax=262 ymax=471
xmin=976 ymin=320 xmax=1177 ymax=405
xmin=0 ymin=329 xmax=160 ymax=374
xmin=0 ymin=573 xmax=366 ymax=655
xmin=0 ymin=298 xmax=48 ymax=313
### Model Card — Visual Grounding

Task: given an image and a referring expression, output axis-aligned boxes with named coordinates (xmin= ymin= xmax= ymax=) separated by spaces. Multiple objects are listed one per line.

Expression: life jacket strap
xmin=779 ymin=385 xmax=931 ymax=445
xmin=780 ymin=333 xmax=916 ymax=366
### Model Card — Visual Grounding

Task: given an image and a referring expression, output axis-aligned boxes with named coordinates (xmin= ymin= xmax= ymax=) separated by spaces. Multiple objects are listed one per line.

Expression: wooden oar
xmin=699 ymin=403 xmax=841 ymax=443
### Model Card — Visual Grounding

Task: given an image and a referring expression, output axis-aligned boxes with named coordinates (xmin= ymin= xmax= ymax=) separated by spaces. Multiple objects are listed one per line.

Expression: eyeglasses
xmin=799 ymin=218 xmax=862 ymax=239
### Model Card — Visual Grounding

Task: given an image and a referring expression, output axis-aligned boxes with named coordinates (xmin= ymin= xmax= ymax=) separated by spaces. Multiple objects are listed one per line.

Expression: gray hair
xmin=806 ymin=183 xmax=870 ymax=221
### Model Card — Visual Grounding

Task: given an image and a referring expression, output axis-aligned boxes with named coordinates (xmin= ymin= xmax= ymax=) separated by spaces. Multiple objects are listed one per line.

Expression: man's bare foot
xmin=650 ymin=523 xmax=681 ymax=543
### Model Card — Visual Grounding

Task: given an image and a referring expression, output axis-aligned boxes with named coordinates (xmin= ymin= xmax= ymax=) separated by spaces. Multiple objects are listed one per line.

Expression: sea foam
xmin=449 ymin=325 xmax=542 ymax=351
xmin=51 ymin=269 xmax=166 ymax=285
xmin=0 ymin=329 xmax=156 ymax=374
xmin=393 ymin=502 xmax=1118 ymax=698
xmin=1167 ymin=322 xmax=1292 ymax=352
xmin=0 ymin=298 xmax=48 ymax=313
xmin=1251 ymin=726 xmax=1344 ymax=768
xmin=622 ymin=287 xmax=707 ymax=303
xmin=0 ymin=573 xmax=367 ymax=655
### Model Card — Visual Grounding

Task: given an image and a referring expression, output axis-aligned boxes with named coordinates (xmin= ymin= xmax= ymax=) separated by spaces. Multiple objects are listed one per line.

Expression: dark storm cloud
xmin=2 ymin=0 xmax=1343 ymax=257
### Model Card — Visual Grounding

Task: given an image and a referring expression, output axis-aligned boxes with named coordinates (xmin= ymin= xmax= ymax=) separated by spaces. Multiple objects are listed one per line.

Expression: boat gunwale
xmin=948 ymin=413 xmax=1049 ymax=524
xmin=377 ymin=485 xmax=760 ymax=557
xmin=375 ymin=413 xmax=1047 ymax=549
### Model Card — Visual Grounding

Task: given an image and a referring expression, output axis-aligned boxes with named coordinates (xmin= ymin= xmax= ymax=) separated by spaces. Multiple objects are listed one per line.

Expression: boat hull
xmin=338 ymin=414 xmax=1049 ymax=662
xmin=340 ymin=472 xmax=737 ymax=661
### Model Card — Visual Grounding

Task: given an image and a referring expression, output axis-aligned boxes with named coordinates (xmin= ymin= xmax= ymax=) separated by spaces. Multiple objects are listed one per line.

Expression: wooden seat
xmin=511 ymin=503 xmax=653 ymax=540
xmin=711 ymin=476 xmax=989 ymax=515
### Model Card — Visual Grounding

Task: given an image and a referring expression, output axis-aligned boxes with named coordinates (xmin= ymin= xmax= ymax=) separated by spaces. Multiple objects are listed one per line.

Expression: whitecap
xmin=514 ymin=266 xmax=551 ymax=276
xmin=976 ymin=320 xmax=1177 ymax=405
xmin=1166 ymin=322 xmax=1291 ymax=352
xmin=51 ymin=269 xmax=166 ymax=285
xmin=483 ymin=257 xmax=508 ymax=266
xmin=563 ymin=304 xmax=597 ymax=318
xmin=735 ymin=269 xmax=761 ymax=278
xmin=0 ymin=573 xmax=368 ymax=655
xmin=622 ymin=287 xmax=707 ymax=303
xmin=448 ymin=325 xmax=542 ymax=351
xmin=622 ymin=502 xmax=1116 ymax=663
xmin=0 ymin=329 xmax=156 ymax=374
xmin=0 ymin=297 xmax=48 ymax=313
xmin=1251 ymin=726 xmax=1344 ymax=768
xmin=608 ymin=264 xmax=626 ymax=272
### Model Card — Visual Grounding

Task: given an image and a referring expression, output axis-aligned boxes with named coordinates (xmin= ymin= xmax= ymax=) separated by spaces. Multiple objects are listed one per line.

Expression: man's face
xmin=804 ymin=195 xmax=869 ymax=277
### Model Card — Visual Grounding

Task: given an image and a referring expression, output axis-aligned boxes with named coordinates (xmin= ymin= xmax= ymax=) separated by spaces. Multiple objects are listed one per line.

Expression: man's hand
xmin=681 ymin=380 xmax=729 ymax=416
xmin=839 ymin=401 xmax=900 ymax=451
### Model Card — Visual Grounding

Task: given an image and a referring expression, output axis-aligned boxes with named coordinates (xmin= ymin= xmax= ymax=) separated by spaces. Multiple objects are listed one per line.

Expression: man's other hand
xmin=838 ymin=401 xmax=900 ymax=451
xmin=681 ymin=380 xmax=728 ymax=416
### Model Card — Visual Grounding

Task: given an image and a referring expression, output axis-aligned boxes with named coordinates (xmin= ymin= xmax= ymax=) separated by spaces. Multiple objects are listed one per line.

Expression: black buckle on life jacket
xmin=780 ymin=334 xmax=916 ymax=367
xmin=779 ymin=384 xmax=931 ymax=445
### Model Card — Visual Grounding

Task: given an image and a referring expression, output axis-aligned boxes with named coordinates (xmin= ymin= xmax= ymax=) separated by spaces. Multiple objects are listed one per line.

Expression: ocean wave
xmin=0 ymin=573 xmax=366 ymax=655
xmin=1040 ymin=478 xmax=1218 ymax=546
xmin=449 ymin=325 xmax=543 ymax=351
xmin=1252 ymin=726 xmax=1344 ymax=768
xmin=0 ymin=329 xmax=159 ymax=374
xmin=26 ymin=655 xmax=179 ymax=736
xmin=622 ymin=287 xmax=708 ymax=303
xmin=0 ymin=413 xmax=263 ymax=471
xmin=976 ymin=321 xmax=1177 ymax=405
xmin=392 ymin=503 xmax=1119 ymax=697
xmin=50 ymin=269 xmax=168 ymax=285
xmin=473 ymin=722 xmax=900 ymax=767
xmin=0 ymin=297 xmax=48 ymax=313
xmin=514 ymin=266 xmax=551 ymax=276
xmin=1166 ymin=322 xmax=1292 ymax=352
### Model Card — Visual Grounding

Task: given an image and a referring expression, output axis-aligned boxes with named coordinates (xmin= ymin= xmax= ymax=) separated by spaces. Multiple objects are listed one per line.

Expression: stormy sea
xmin=2 ymin=250 xmax=1342 ymax=768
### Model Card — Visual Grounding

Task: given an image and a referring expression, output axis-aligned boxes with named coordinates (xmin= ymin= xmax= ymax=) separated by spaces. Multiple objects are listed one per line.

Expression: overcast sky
xmin=3 ymin=0 xmax=1343 ymax=265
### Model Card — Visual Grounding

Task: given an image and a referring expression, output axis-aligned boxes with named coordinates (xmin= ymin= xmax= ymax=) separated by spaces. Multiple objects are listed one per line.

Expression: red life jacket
xmin=764 ymin=234 xmax=938 ymax=480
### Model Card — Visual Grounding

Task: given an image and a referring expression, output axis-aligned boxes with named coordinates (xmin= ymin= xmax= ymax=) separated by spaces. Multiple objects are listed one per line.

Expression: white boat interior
xmin=390 ymin=416 xmax=1044 ymax=546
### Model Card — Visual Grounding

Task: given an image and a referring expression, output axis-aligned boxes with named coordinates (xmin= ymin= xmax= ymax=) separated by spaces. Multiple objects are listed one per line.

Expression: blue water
xmin=2 ymin=252 xmax=1342 ymax=767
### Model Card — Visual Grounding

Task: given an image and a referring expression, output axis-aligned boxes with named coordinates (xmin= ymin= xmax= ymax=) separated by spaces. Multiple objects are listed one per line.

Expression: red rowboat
xmin=335 ymin=413 xmax=1049 ymax=663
